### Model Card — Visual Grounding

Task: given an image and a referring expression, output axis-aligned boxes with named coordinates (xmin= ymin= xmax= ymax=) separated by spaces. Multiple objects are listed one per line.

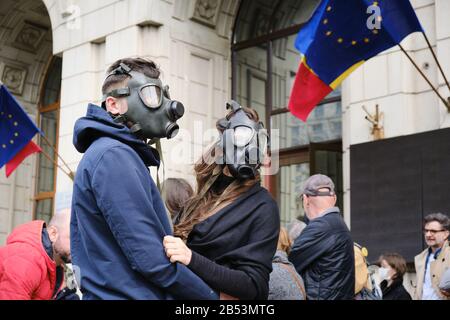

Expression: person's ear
xmin=47 ymin=225 xmax=58 ymax=243
xmin=303 ymin=195 xmax=309 ymax=207
xmin=105 ymin=96 xmax=120 ymax=114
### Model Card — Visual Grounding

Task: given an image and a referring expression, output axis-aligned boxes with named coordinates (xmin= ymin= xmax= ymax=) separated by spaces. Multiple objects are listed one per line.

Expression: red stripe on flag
xmin=288 ymin=61 xmax=332 ymax=122
xmin=6 ymin=141 xmax=41 ymax=177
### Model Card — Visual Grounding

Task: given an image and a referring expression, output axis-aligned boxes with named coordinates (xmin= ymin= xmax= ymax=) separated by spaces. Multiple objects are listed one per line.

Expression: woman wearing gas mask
xmin=163 ymin=101 xmax=280 ymax=300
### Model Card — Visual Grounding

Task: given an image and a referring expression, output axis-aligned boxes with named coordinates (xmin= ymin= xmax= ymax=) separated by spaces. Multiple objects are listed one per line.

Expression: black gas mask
xmin=102 ymin=63 xmax=184 ymax=140
xmin=217 ymin=100 xmax=269 ymax=180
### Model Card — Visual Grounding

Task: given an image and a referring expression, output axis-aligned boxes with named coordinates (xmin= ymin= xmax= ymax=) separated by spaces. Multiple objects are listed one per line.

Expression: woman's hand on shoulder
xmin=163 ymin=235 xmax=192 ymax=265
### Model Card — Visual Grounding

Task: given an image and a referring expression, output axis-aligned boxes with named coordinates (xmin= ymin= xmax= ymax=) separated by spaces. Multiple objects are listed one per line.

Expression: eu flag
xmin=0 ymin=84 xmax=41 ymax=177
xmin=289 ymin=0 xmax=423 ymax=121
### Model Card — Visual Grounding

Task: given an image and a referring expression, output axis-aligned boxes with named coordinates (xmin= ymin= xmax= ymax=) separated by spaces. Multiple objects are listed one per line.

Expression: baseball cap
xmin=301 ymin=174 xmax=335 ymax=196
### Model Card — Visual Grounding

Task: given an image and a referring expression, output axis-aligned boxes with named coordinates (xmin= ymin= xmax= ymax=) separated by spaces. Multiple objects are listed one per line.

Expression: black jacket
xmin=288 ymin=208 xmax=355 ymax=300
xmin=380 ymin=278 xmax=412 ymax=300
xmin=186 ymin=182 xmax=280 ymax=300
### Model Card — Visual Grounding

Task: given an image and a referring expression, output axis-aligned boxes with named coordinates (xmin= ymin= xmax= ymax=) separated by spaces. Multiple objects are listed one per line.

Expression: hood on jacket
xmin=6 ymin=220 xmax=56 ymax=271
xmin=73 ymin=104 xmax=160 ymax=167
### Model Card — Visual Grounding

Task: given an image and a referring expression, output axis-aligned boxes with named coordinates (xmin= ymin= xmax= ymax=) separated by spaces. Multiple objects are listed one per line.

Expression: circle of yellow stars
xmin=1 ymin=110 xmax=20 ymax=149
xmin=323 ymin=2 xmax=382 ymax=47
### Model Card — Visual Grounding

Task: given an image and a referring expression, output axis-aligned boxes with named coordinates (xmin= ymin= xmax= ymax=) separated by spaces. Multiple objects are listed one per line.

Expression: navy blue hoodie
xmin=71 ymin=104 xmax=218 ymax=300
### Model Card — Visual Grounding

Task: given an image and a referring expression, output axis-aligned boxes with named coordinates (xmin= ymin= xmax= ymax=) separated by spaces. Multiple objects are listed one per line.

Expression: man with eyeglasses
xmin=288 ymin=174 xmax=355 ymax=300
xmin=414 ymin=213 xmax=450 ymax=300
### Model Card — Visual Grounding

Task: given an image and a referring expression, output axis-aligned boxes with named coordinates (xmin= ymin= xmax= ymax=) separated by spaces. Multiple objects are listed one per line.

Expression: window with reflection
xmin=34 ymin=57 xmax=62 ymax=223
xmin=278 ymin=163 xmax=310 ymax=225
xmin=235 ymin=46 xmax=267 ymax=122
xmin=232 ymin=0 xmax=343 ymax=227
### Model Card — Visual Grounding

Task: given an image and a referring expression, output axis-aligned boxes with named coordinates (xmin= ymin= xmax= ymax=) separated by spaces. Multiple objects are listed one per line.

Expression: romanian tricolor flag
xmin=288 ymin=0 xmax=423 ymax=121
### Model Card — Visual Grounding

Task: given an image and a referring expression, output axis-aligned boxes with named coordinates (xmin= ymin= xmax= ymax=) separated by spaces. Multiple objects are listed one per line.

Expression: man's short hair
xmin=101 ymin=57 xmax=160 ymax=96
xmin=424 ymin=212 xmax=450 ymax=231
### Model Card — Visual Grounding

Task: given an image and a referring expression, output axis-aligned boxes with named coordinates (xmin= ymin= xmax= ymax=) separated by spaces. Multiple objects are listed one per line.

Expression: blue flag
xmin=0 ymin=84 xmax=41 ymax=174
xmin=289 ymin=0 xmax=423 ymax=121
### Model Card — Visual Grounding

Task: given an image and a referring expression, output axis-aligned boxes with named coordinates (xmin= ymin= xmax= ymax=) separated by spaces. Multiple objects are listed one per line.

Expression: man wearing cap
xmin=288 ymin=174 xmax=355 ymax=300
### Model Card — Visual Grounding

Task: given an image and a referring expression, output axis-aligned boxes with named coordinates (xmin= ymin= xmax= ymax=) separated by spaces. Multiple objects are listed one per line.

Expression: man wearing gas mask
xmin=70 ymin=57 xmax=217 ymax=300
xmin=163 ymin=101 xmax=280 ymax=300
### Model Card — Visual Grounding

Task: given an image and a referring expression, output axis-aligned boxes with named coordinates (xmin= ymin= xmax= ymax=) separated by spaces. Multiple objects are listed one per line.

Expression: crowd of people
xmin=0 ymin=57 xmax=449 ymax=300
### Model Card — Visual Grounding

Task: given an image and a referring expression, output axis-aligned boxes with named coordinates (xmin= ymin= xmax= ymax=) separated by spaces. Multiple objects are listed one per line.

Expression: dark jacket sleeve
xmin=91 ymin=146 xmax=217 ymax=300
xmin=288 ymin=219 xmax=333 ymax=274
xmin=188 ymin=201 xmax=280 ymax=300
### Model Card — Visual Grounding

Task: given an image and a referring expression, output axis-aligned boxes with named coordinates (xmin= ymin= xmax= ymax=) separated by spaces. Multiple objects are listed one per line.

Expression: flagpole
xmin=8 ymin=169 xmax=17 ymax=233
xmin=0 ymin=83 xmax=75 ymax=180
xmin=398 ymin=44 xmax=450 ymax=112
xmin=422 ymin=32 xmax=450 ymax=92
xmin=39 ymin=147 xmax=74 ymax=181
xmin=39 ymin=133 xmax=75 ymax=180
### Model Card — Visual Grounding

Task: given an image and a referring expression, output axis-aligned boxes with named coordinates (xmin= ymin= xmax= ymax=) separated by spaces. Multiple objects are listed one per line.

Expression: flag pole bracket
xmin=362 ymin=104 xmax=384 ymax=140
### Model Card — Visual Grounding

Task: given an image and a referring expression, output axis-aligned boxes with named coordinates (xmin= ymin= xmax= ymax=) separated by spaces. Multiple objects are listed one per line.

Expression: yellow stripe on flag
xmin=301 ymin=56 xmax=318 ymax=76
xmin=329 ymin=60 xmax=365 ymax=89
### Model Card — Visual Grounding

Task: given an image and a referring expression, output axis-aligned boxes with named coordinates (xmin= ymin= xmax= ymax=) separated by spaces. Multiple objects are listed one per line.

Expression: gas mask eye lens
xmin=233 ymin=126 xmax=254 ymax=147
xmin=140 ymin=85 xmax=162 ymax=109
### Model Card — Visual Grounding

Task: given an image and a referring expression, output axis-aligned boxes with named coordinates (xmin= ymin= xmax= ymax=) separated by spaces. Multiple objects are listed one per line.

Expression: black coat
xmin=381 ymin=278 xmax=412 ymax=300
xmin=288 ymin=208 xmax=355 ymax=300
xmin=186 ymin=182 xmax=280 ymax=300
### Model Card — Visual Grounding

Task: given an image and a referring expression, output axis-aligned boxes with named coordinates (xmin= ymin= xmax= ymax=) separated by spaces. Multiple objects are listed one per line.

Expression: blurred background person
xmin=0 ymin=211 xmax=72 ymax=300
xmin=353 ymin=243 xmax=382 ymax=300
xmin=286 ymin=216 xmax=306 ymax=243
xmin=289 ymin=174 xmax=355 ymax=300
xmin=268 ymin=227 xmax=306 ymax=300
xmin=378 ymin=253 xmax=411 ymax=300
xmin=414 ymin=213 xmax=450 ymax=300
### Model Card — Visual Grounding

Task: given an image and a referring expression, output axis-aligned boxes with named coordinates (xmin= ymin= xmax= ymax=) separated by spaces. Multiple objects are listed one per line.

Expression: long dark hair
xmin=173 ymin=107 xmax=261 ymax=241
xmin=162 ymin=178 xmax=194 ymax=220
